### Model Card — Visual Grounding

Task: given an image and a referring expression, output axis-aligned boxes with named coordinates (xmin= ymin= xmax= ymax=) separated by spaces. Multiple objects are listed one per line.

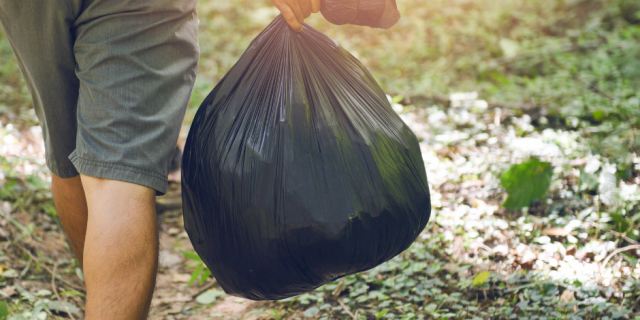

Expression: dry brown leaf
xmin=1 ymin=286 xmax=16 ymax=297
xmin=560 ymin=290 xmax=575 ymax=303
xmin=472 ymin=198 xmax=487 ymax=208
xmin=541 ymin=228 xmax=576 ymax=236
xmin=171 ymin=273 xmax=192 ymax=283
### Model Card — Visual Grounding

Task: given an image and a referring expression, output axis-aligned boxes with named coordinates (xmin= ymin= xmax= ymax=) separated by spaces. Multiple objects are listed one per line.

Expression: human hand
xmin=271 ymin=0 xmax=321 ymax=32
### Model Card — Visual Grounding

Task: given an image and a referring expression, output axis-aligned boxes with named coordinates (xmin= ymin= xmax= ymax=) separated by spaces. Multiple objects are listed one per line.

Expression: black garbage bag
xmin=321 ymin=0 xmax=401 ymax=29
xmin=181 ymin=15 xmax=431 ymax=301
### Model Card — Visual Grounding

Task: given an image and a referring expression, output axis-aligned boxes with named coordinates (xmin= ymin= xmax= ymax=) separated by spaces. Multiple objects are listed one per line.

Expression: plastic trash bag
xmin=182 ymin=15 xmax=431 ymax=301
xmin=321 ymin=0 xmax=401 ymax=29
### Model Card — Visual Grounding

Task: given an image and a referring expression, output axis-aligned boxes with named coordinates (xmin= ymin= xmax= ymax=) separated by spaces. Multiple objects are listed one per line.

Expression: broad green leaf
xmin=0 ymin=301 xmax=8 ymax=320
xmin=472 ymin=271 xmax=491 ymax=287
xmin=592 ymin=110 xmax=605 ymax=121
xmin=196 ymin=290 xmax=225 ymax=305
xmin=501 ymin=157 xmax=552 ymax=209
xmin=579 ymin=169 xmax=599 ymax=189
xmin=303 ymin=306 xmax=319 ymax=317
xmin=424 ymin=303 xmax=437 ymax=313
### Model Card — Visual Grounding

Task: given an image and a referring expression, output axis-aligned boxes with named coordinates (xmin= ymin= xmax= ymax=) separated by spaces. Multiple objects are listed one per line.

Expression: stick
xmin=601 ymin=245 xmax=640 ymax=274
xmin=52 ymin=262 xmax=77 ymax=320
xmin=15 ymin=244 xmax=85 ymax=293
xmin=586 ymin=221 xmax=639 ymax=245
xmin=608 ymin=229 xmax=639 ymax=245
xmin=191 ymin=280 xmax=218 ymax=299
xmin=337 ymin=299 xmax=357 ymax=320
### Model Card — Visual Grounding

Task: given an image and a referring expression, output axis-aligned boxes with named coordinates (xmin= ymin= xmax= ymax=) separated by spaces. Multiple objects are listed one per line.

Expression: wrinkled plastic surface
xmin=321 ymin=0 xmax=400 ymax=29
xmin=182 ymin=16 xmax=431 ymax=301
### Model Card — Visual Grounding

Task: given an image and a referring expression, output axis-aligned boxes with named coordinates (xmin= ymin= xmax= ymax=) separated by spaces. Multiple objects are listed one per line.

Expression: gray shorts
xmin=0 ymin=0 xmax=200 ymax=195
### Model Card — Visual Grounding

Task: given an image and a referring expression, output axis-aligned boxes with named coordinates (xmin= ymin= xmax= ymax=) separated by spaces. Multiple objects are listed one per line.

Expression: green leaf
xmin=592 ymin=110 xmax=605 ymax=121
xmin=200 ymin=267 xmax=211 ymax=284
xmin=579 ymin=169 xmax=599 ymax=189
xmin=270 ymin=309 xmax=282 ymax=320
xmin=472 ymin=271 xmax=491 ymax=287
xmin=424 ymin=303 xmax=437 ymax=313
xmin=189 ymin=263 xmax=204 ymax=286
xmin=0 ymin=300 xmax=8 ymax=320
xmin=501 ymin=157 xmax=552 ymax=209
xmin=499 ymin=38 xmax=519 ymax=58
xmin=377 ymin=309 xmax=388 ymax=319
xmin=196 ymin=290 xmax=225 ymax=305
xmin=59 ymin=290 xmax=85 ymax=297
xmin=75 ymin=267 xmax=84 ymax=281
xmin=303 ymin=306 xmax=319 ymax=318
xmin=182 ymin=252 xmax=202 ymax=261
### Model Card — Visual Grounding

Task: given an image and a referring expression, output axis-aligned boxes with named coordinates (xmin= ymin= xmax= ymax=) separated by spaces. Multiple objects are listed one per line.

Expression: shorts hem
xmin=46 ymin=157 xmax=80 ymax=179
xmin=69 ymin=152 xmax=167 ymax=195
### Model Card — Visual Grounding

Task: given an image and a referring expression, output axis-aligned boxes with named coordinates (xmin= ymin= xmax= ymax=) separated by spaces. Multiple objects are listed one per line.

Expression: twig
xmin=337 ymin=298 xmax=357 ymax=320
xmin=191 ymin=280 xmax=218 ymax=299
xmin=608 ymin=229 xmax=640 ymax=245
xmin=571 ymin=75 xmax=615 ymax=101
xmin=15 ymin=243 xmax=85 ymax=293
xmin=586 ymin=221 xmax=639 ymax=245
xmin=52 ymin=262 xmax=77 ymax=320
xmin=601 ymin=245 xmax=640 ymax=274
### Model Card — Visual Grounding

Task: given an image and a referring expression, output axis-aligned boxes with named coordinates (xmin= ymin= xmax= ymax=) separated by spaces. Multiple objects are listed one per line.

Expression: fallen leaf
xmin=541 ymin=228 xmax=576 ymax=236
xmin=473 ymin=271 xmax=491 ymax=287
xmin=159 ymin=250 xmax=183 ymax=268
xmin=165 ymin=302 xmax=185 ymax=315
xmin=452 ymin=236 xmax=465 ymax=258
xmin=473 ymin=198 xmax=487 ymax=208
xmin=442 ymin=263 xmax=458 ymax=274
xmin=196 ymin=290 xmax=225 ymax=305
xmin=560 ymin=290 xmax=575 ymax=303
xmin=171 ymin=273 xmax=192 ymax=283
xmin=1 ymin=286 xmax=16 ymax=297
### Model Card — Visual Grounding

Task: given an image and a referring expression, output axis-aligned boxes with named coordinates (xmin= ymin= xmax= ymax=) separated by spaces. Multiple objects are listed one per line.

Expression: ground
xmin=1 ymin=92 xmax=639 ymax=319
xmin=1 ymin=0 xmax=640 ymax=319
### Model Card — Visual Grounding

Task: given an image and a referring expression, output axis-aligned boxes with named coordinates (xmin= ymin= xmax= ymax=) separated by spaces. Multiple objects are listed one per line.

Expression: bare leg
xmin=81 ymin=175 xmax=158 ymax=320
xmin=51 ymin=174 xmax=88 ymax=267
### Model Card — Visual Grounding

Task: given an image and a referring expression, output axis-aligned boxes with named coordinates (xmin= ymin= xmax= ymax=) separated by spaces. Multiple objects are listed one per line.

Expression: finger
xmin=277 ymin=3 xmax=303 ymax=31
xmin=300 ymin=0 xmax=312 ymax=18
xmin=311 ymin=0 xmax=321 ymax=13
xmin=285 ymin=0 xmax=304 ymax=24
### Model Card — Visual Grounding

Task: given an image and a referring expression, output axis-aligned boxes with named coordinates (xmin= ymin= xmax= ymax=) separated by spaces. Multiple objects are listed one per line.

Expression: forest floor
xmin=1 ymin=93 xmax=639 ymax=320
xmin=2 ymin=0 xmax=640 ymax=318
